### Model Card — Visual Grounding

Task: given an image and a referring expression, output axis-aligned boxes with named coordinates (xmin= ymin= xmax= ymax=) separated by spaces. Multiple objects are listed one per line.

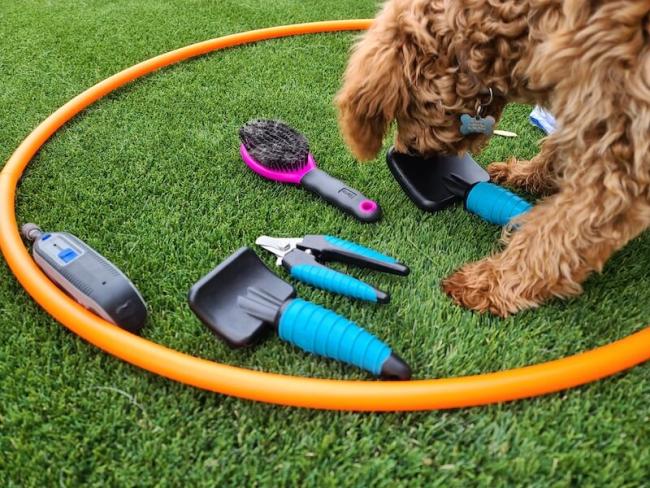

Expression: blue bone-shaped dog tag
xmin=460 ymin=113 xmax=495 ymax=136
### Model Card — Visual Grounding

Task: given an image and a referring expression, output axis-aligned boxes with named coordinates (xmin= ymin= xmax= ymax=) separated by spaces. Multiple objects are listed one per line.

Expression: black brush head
xmin=188 ymin=247 xmax=295 ymax=348
xmin=239 ymin=119 xmax=310 ymax=171
xmin=386 ymin=147 xmax=489 ymax=212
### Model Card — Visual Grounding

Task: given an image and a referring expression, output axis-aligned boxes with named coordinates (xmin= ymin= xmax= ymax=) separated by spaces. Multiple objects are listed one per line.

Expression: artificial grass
xmin=1 ymin=0 xmax=649 ymax=486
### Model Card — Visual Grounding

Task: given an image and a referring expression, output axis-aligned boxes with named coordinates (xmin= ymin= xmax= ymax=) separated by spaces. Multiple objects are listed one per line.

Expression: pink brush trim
xmin=240 ymin=144 xmax=316 ymax=184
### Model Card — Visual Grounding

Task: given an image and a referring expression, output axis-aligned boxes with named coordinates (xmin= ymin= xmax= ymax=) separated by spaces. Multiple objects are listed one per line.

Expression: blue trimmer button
xmin=58 ymin=248 xmax=78 ymax=263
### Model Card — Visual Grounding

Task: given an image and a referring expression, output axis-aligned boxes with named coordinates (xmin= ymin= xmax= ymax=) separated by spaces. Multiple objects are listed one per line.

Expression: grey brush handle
xmin=300 ymin=168 xmax=381 ymax=223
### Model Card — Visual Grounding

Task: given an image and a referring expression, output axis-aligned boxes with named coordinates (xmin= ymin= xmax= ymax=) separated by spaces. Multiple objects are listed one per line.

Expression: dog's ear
xmin=336 ymin=31 xmax=406 ymax=161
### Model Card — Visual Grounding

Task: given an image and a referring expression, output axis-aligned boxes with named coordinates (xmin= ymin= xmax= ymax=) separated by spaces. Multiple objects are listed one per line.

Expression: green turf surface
xmin=1 ymin=1 xmax=649 ymax=485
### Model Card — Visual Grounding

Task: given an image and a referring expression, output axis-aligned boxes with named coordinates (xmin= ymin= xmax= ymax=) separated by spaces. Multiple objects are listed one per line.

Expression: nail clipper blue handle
xmin=278 ymin=299 xmax=392 ymax=376
xmin=324 ymin=235 xmax=398 ymax=264
xmin=290 ymin=264 xmax=385 ymax=303
xmin=465 ymin=182 xmax=532 ymax=226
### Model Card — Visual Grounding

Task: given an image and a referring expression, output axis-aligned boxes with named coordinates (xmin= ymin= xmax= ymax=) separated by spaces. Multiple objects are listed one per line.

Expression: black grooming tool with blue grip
xmin=387 ymin=148 xmax=532 ymax=225
xmin=188 ymin=247 xmax=411 ymax=380
xmin=256 ymin=234 xmax=409 ymax=304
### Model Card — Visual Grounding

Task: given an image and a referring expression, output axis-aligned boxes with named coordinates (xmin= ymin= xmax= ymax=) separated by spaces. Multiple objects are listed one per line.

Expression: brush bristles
xmin=239 ymin=119 xmax=310 ymax=171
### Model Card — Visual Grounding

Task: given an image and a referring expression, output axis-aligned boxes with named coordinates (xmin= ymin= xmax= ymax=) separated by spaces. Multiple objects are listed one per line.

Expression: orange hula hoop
xmin=1 ymin=20 xmax=648 ymax=411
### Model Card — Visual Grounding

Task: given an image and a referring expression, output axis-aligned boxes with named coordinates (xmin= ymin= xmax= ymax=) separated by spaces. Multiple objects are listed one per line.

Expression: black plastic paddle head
xmin=386 ymin=147 xmax=489 ymax=212
xmin=188 ymin=247 xmax=296 ymax=348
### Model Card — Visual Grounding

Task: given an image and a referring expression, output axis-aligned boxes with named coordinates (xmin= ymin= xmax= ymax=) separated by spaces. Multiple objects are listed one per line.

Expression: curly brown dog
xmin=336 ymin=0 xmax=650 ymax=317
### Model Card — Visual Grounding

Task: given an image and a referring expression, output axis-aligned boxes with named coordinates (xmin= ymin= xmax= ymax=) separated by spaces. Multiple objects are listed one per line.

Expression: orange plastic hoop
xmin=1 ymin=20 xmax=648 ymax=411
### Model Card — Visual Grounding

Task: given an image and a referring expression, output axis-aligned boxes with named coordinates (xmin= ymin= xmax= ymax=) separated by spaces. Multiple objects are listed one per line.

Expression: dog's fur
xmin=336 ymin=0 xmax=650 ymax=316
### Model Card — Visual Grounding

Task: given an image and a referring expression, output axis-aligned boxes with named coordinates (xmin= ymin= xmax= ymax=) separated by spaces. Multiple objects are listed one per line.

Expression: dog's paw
xmin=487 ymin=158 xmax=557 ymax=195
xmin=442 ymin=260 xmax=507 ymax=317
xmin=487 ymin=157 xmax=519 ymax=185
xmin=441 ymin=259 xmax=537 ymax=317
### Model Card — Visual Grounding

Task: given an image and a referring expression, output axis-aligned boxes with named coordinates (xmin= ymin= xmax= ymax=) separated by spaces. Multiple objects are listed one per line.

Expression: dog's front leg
xmin=442 ymin=180 xmax=650 ymax=316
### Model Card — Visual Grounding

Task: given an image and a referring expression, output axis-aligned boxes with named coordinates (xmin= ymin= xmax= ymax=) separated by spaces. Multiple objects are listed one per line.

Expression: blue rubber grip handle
xmin=278 ymin=299 xmax=392 ymax=376
xmin=291 ymin=264 xmax=379 ymax=302
xmin=324 ymin=235 xmax=397 ymax=264
xmin=465 ymin=182 xmax=533 ymax=226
